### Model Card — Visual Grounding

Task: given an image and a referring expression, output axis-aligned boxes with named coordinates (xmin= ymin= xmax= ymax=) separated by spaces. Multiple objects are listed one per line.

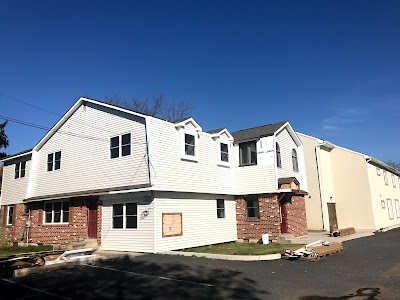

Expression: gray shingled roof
xmin=231 ymin=121 xmax=287 ymax=142
xmin=207 ymin=128 xmax=226 ymax=134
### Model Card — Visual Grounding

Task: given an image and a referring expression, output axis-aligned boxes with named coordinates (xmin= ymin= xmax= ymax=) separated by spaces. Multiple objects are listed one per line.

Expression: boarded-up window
xmin=162 ymin=213 xmax=182 ymax=237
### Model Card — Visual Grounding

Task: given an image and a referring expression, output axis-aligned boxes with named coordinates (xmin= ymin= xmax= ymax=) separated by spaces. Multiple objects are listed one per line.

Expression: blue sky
xmin=1 ymin=1 xmax=399 ymax=162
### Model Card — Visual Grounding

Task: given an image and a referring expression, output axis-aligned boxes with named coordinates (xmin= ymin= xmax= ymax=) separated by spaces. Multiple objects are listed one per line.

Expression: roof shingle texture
xmin=231 ymin=121 xmax=287 ymax=142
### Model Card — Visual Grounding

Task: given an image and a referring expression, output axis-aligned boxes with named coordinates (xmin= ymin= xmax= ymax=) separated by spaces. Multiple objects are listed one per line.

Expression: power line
xmin=0 ymin=92 xmax=121 ymax=136
xmin=0 ymin=114 xmax=147 ymax=145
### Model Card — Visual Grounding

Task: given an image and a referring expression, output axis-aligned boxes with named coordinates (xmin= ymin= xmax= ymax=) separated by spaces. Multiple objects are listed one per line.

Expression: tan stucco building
xmin=298 ymin=133 xmax=400 ymax=232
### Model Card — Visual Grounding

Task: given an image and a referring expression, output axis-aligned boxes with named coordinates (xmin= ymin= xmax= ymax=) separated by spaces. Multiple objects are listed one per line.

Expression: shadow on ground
xmin=0 ymin=255 xmax=270 ymax=300
xmin=299 ymin=287 xmax=380 ymax=300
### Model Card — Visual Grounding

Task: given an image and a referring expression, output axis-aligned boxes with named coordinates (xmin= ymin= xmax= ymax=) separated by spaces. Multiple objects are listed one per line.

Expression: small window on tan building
xmin=383 ymin=171 xmax=388 ymax=185
xmin=162 ymin=213 xmax=182 ymax=237
xmin=376 ymin=167 xmax=381 ymax=176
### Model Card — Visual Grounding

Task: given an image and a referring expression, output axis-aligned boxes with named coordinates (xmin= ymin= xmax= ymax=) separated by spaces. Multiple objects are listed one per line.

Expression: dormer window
xmin=185 ymin=133 xmax=195 ymax=156
xmin=239 ymin=141 xmax=257 ymax=166
xmin=181 ymin=130 xmax=198 ymax=161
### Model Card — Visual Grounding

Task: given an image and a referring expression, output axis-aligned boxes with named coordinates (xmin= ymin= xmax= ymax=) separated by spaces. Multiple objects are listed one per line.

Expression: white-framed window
xmin=181 ymin=130 xmax=198 ymax=161
xmin=47 ymin=151 xmax=61 ymax=171
xmin=217 ymin=199 xmax=225 ymax=218
xmin=7 ymin=205 xmax=14 ymax=225
xmin=112 ymin=202 xmax=137 ymax=229
xmin=245 ymin=196 xmax=260 ymax=218
xmin=218 ymin=141 xmax=229 ymax=166
xmin=398 ymin=177 xmax=400 ymax=189
xmin=276 ymin=143 xmax=281 ymax=168
xmin=239 ymin=141 xmax=257 ymax=166
xmin=14 ymin=161 xmax=26 ymax=179
xmin=381 ymin=200 xmax=386 ymax=208
xmin=110 ymin=133 xmax=131 ymax=159
xmin=383 ymin=171 xmax=388 ymax=185
xmin=394 ymin=199 xmax=400 ymax=219
xmin=392 ymin=174 xmax=396 ymax=188
xmin=44 ymin=200 xmax=69 ymax=224
xmin=292 ymin=149 xmax=299 ymax=172
xmin=387 ymin=199 xmax=394 ymax=220
xmin=376 ymin=167 xmax=381 ymax=176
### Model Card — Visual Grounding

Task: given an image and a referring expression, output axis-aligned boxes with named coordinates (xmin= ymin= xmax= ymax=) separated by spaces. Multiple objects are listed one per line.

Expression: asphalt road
xmin=1 ymin=228 xmax=399 ymax=300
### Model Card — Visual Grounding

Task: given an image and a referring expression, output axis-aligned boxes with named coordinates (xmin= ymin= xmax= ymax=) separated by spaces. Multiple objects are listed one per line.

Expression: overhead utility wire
xmin=0 ymin=93 xmax=120 ymax=135
xmin=0 ymin=114 xmax=148 ymax=145
xmin=0 ymin=115 xmax=108 ymax=142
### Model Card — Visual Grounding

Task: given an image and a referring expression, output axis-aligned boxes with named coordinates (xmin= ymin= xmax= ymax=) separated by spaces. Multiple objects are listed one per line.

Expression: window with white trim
xmin=398 ymin=177 xmax=400 ymax=189
xmin=218 ymin=141 xmax=229 ymax=165
xmin=383 ymin=171 xmax=388 ymax=185
xmin=14 ymin=161 xmax=26 ymax=179
xmin=376 ymin=167 xmax=381 ymax=176
xmin=217 ymin=199 xmax=225 ymax=218
xmin=181 ymin=131 xmax=198 ymax=161
xmin=110 ymin=133 xmax=131 ymax=159
xmin=245 ymin=196 xmax=260 ymax=218
xmin=7 ymin=205 xmax=14 ymax=225
xmin=44 ymin=200 xmax=69 ymax=224
xmin=112 ymin=203 xmax=137 ymax=229
xmin=387 ymin=199 xmax=394 ymax=220
xmin=292 ymin=149 xmax=299 ymax=172
xmin=276 ymin=143 xmax=281 ymax=168
xmin=394 ymin=199 xmax=400 ymax=219
xmin=392 ymin=174 xmax=396 ymax=188
xmin=47 ymin=151 xmax=61 ymax=171
xmin=239 ymin=141 xmax=257 ymax=166
xmin=185 ymin=133 xmax=195 ymax=156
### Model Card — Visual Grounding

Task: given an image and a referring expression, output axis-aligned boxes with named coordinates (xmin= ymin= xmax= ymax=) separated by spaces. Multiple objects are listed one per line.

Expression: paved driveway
xmin=1 ymin=228 xmax=399 ymax=300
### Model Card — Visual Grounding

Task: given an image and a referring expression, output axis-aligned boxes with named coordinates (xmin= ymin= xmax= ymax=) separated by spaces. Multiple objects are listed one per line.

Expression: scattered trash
xmin=44 ymin=248 xmax=98 ymax=265
xmin=281 ymin=240 xmax=343 ymax=262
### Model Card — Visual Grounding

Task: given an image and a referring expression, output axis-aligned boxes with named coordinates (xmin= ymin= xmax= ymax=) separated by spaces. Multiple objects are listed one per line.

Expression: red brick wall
xmin=1 ymin=204 xmax=28 ymax=244
xmin=285 ymin=195 xmax=308 ymax=237
xmin=97 ymin=202 xmax=102 ymax=245
xmin=1 ymin=196 xmax=101 ymax=245
xmin=236 ymin=194 xmax=281 ymax=241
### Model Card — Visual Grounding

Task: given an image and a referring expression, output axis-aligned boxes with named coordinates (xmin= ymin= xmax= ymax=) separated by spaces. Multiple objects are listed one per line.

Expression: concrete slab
xmin=289 ymin=229 xmax=376 ymax=245
xmin=160 ymin=250 xmax=281 ymax=261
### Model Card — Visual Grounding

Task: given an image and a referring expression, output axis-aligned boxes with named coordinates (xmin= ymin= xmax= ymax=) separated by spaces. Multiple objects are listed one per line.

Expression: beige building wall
xmin=367 ymin=163 xmax=400 ymax=230
xmin=330 ymin=148 xmax=375 ymax=229
xmin=298 ymin=134 xmax=324 ymax=230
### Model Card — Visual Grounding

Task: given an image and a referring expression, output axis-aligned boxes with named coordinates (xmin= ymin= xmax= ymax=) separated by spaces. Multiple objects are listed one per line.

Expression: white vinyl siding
xmin=31 ymin=103 xmax=149 ymax=198
xmin=1 ymin=159 xmax=31 ymax=205
xmin=101 ymin=194 xmax=155 ymax=253
xmin=276 ymin=128 xmax=303 ymax=185
xmin=154 ymin=193 xmax=237 ymax=252
xmin=148 ymin=118 xmax=236 ymax=195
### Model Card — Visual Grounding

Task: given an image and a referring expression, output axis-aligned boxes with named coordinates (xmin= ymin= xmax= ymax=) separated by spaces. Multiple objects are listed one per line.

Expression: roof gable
xmin=174 ymin=117 xmax=202 ymax=132
xmin=34 ymin=97 xmax=147 ymax=151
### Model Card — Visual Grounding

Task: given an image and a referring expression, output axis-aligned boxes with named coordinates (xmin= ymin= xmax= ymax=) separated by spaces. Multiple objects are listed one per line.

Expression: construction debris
xmin=281 ymin=239 xmax=343 ymax=261
xmin=44 ymin=248 xmax=98 ymax=265
xmin=330 ymin=227 xmax=356 ymax=237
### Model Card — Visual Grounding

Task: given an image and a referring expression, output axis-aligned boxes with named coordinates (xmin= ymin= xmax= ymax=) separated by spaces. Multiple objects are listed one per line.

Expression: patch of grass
xmin=182 ymin=242 xmax=286 ymax=255
xmin=0 ymin=245 xmax=53 ymax=258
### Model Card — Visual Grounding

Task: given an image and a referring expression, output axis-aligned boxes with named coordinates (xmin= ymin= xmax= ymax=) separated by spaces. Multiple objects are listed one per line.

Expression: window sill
xmin=43 ymin=223 xmax=70 ymax=226
xmin=181 ymin=156 xmax=198 ymax=163
xmin=217 ymin=162 xmax=230 ymax=168
xmin=239 ymin=163 xmax=257 ymax=167
xmin=245 ymin=217 xmax=261 ymax=221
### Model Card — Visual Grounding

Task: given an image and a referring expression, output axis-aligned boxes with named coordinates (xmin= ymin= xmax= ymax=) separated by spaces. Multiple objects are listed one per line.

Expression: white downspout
xmin=315 ymin=144 xmax=327 ymax=231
